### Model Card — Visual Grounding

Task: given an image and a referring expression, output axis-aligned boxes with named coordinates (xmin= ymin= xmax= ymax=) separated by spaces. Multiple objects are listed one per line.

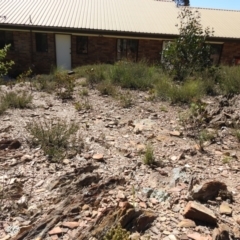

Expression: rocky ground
xmin=0 ymin=78 xmax=240 ymax=240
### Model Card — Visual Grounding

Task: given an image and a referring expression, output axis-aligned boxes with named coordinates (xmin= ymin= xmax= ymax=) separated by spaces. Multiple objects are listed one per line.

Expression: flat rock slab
xmin=183 ymin=201 xmax=217 ymax=224
xmin=219 ymin=202 xmax=232 ymax=216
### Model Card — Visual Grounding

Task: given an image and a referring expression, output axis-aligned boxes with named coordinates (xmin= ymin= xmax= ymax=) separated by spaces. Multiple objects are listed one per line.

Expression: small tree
xmin=0 ymin=45 xmax=14 ymax=76
xmin=162 ymin=8 xmax=214 ymax=81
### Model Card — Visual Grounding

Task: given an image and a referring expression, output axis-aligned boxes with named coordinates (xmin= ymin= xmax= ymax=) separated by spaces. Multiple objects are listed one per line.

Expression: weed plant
xmin=143 ymin=144 xmax=155 ymax=165
xmin=26 ymin=118 xmax=80 ymax=161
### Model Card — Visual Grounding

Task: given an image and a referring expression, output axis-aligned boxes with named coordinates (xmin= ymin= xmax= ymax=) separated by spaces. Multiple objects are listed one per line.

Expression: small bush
xmin=27 ymin=119 xmax=80 ymax=161
xmin=79 ymin=88 xmax=89 ymax=97
xmin=143 ymin=144 xmax=155 ymax=165
xmin=103 ymin=225 xmax=130 ymax=240
xmin=110 ymin=61 xmax=156 ymax=90
xmin=118 ymin=93 xmax=133 ymax=108
xmin=0 ymin=91 xmax=32 ymax=114
xmin=233 ymin=129 xmax=240 ymax=142
xmin=74 ymin=98 xmax=92 ymax=111
xmin=97 ymin=80 xmax=117 ymax=96
xmin=219 ymin=66 xmax=240 ymax=95
xmin=33 ymin=74 xmax=57 ymax=93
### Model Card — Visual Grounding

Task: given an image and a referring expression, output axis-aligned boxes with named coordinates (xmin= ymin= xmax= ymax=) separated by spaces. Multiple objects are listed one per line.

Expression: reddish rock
xmin=187 ymin=232 xmax=212 ymax=240
xmin=92 ymin=153 xmax=104 ymax=161
xmin=183 ymin=201 xmax=217 ymax=224
xmin=48 ymin=227 xmax=63 ymax=235
xmin=139 ymin=202 xmax=147 ymax=209
xmin=62 ymin=222 xmax=79 ymax=229
xmin=51 ymin=235 xmax=59 ymax=240
xmin=177 ymin=219 xmax=196 ymax=228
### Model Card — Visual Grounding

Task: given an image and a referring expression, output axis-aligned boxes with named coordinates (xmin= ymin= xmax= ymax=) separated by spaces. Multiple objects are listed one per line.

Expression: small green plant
xmin=55 ymin=70 xmax=75 ymax=100
xmin=103 ymin=225 xmax=130 ymax=240
xmin=97 ymin=80 xmax=117 ymax=96
xmin=233 ymin=129 xmax=240 ymax=142
xmin=0 ymin=44 xmax=14 ymax=77
xmin=79 ymin=88 xmax=89 ymax=97
xmin=222 ymin=156 xmax=232 ymax=164
xmin=33 ymin=74 xmax=57 ymax=93
xmin=118 ymin=93 xmax=133 ymax=108
xmin=17 ymin=68 xmax=32 ymax=83
xmin=26 ymin=118 xmax=80 ymax=161
xmin=74 ymin=98 xmax=92 ymax=111
xmin=0 ymin=91 xmax=32 ymax=114
xmin=143 ymin=144 xmax=155 ymax=165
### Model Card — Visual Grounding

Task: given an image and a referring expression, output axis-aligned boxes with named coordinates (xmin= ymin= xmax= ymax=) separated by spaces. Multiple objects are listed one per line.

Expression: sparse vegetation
xmin=0 ymin=91 xmax=33 ymax=115
xmin=0 ymin=44 xmax=14 ymax=77
xmin=97 ymin=80 xmax=117 ymax=96
xmin=143 ymin=144 xmax=155 ymax=165
xmin=103 ymin=225 xmax=130 ymax=240
xmin=26 ymin=118 xmax=81 ymax=161
xmin=118 ymin=93 xmax=133 ymax=108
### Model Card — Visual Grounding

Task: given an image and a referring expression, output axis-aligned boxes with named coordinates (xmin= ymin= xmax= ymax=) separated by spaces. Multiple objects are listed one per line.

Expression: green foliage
xmin=162 ymin=8 xmax=214 ymax=81
xmin=103 ymin=225 xmax=130 ymax=240
xmin=219 ymin=66 xmax=240 ymax=95
xmin=110 ymin=61 xmax=156 ymax=90
xmin=156 ymin=78 xmax=206 ymax=103
xmin=0 ymin=91 xmax=32 ymax=115
xmin=143 ymin=144 xmax=155 ymax=165
xmin=97 ymin=80 xmax=117 ymax=96
xmin=55 ymin=70 xmax=75 ymax=100
xmin=0 ymin=45 xmax=14 ymax=76
xmin=33 ymin=74 xmax=57 ymax=93
xmin=118 ymin=93 xmax=133 ymax=108
xmin=26 ymin=119 xmax=80 ymax=161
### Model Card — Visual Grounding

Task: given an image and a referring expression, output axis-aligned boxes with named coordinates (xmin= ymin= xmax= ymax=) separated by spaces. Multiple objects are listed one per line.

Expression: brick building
xmin=0 ymin=0 xmax=240 ymax=75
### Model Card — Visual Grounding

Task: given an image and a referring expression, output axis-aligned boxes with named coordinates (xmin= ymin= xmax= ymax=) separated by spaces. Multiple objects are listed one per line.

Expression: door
xmin=55 ymin=34 xmax=71 ymax=70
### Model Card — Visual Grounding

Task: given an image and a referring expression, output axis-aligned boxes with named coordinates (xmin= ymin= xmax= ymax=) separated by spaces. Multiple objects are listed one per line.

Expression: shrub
xmin=0 ymin=91 xmax=32 ymax=114
xmin=219 ymin=66 xmax=240 ymax=95
xmin=26 ymin=119 xmax=80 ymax=161
xmin=162 ymin=8 xmax=214 ymax=81
xmin=103 ymin=225 xmax=130 ymax=240
xmin=97 ymin=80 xmax=117 ymax=96
xmin=79 ymin=88 xmax=89 ymax=97
xmin=0 ymin=44 xmax=14 ymax=77
xmin=74 ymin=98 xmax=92 ymax=111
xmin=33 ymin=74 xmax=57 ymax=93
xmin=110 ymin=61 xmax=156 ymax=90
xmin=156 ymin=78 xmax=205 ymax=103
xmin=118 ymin=93 xmax=133 ymax=108
xmin=143 ymin=144 xmax=155 ymax=165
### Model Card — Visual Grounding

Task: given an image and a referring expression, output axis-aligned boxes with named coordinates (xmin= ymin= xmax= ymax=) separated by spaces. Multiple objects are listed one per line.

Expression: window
xmin=209 ymin=44 xmax=223 ymax=65
xmin=117 ymin=39 xmax=138 ymax=61
xmin=77 ymin=36 xmax=88 ymax=54
xmin=35 ymin=33 xmax=48 ymax=52
xmin=0 ymin=31 xmax=14 ymax=50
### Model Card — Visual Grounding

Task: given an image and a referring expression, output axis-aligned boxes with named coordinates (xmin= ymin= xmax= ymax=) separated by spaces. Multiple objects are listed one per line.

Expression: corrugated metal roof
xmin=0 ymin=0 xmax=240 ymax=39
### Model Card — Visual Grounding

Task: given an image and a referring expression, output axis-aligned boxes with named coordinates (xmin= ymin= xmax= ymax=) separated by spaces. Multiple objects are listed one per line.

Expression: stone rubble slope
xmin=0 ymin=80 xmax=240 ymax=240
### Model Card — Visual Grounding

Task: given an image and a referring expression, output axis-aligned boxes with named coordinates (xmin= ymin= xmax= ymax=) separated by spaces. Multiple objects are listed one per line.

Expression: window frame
xmin=117 ymin=39 xmax=138 ymax=61
xmin=76 ymin=36 xmax=88 ymax=54
xmin=35 ymin=33 xmax=48 ymax=53
xmin=0 ymin=30 xmax=14 ymax=50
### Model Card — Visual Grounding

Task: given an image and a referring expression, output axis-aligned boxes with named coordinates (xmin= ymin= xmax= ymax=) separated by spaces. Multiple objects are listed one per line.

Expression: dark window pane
xmin=117 ymin=39 xmax=138 ymax=61
xmin=36 ymin=33 xmax=48 ymax=52
xmin=0 ymin=31 xmax=14 ymax=50
xmin=210 ymin=44 xmax=223 ymax=65
xmin=77 ymin=36 xmax=88 ymax=54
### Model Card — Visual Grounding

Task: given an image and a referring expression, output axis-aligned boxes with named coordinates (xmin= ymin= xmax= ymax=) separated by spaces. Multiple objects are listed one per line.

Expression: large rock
xmin=188 ymin=180 xmax=230 ymax=202
xmin=183 ymin=201 xmax=217 ymax=224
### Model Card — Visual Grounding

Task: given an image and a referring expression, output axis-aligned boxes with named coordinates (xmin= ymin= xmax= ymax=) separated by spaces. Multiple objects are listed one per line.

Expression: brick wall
xmin=32 ymin=33 xmax=55 ymax=73
xmin=7 ymin=31 xmax=55 ymax=76
xmin=71 ymin=36 xmax=116 ymax=68
xmin=138 ymin=39 xmax=163 ymax=63
xmin=221 ymin=41 xmax=240 ymax=65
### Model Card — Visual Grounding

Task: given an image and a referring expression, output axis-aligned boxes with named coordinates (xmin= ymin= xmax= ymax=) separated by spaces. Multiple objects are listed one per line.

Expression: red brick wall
xmin=221 ymin=41 xmax=240 ymax=65
xmin=32 ymin=33 xmax=55 ymax=73
xmin=138 ymin=39 xmax=163 ymax=63
xmin=71 ymin=36 xmax=116 ymax=68
xmin=7 ymin=31 xmax=55 ymax=75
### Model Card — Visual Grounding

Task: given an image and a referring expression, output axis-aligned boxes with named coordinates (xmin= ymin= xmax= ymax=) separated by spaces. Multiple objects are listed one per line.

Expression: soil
xmin=0 ymin=79 xmax=240 ymax=240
